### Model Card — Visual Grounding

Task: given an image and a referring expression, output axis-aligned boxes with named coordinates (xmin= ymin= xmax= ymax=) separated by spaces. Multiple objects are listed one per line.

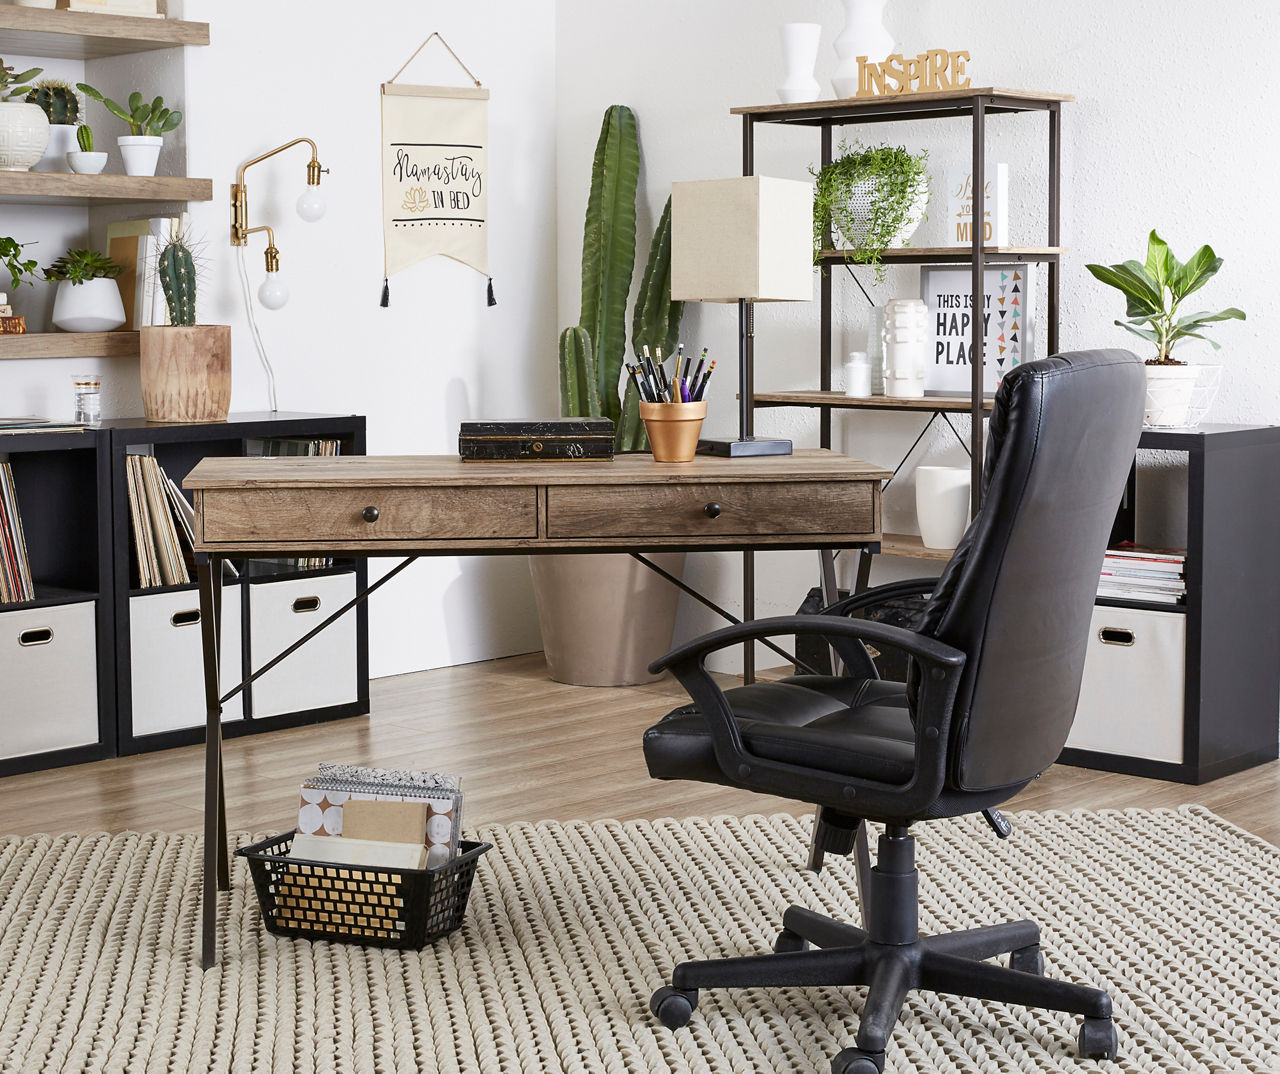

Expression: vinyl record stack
xmin=0 ymin=462 xmax=34 ymax=603
xmin=1097 ymin=546 xmax=1186 ymax=606
xmin=125 ymin=454 xmax=195 ymax=589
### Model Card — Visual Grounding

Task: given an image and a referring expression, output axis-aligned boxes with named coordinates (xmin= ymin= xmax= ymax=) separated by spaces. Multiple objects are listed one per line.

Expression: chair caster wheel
xmin=1009 ymin=944 xmax=1044 ymax=975
xmin=1078 ymin=1016 xmax=1118 ymax=1060
xmin=831 ymin=1047 xmax=884 ymax=1074
xmin=774 ymin=928 xmax=809 ymax=953
xmin=650 ymin=986 xmax=698 ymax=1030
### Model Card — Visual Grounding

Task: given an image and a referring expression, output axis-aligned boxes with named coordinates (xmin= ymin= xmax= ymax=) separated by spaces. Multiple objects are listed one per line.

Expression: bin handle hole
xmin=171 ymin=609 xmax=201 ymax=628
xmin=1098 ymin=626 xmax=1135 ymax=647
xmin=292 ymin=596 xmax=321 ymax=613
xmin=18 ymin=627 xmax=53 ymax=647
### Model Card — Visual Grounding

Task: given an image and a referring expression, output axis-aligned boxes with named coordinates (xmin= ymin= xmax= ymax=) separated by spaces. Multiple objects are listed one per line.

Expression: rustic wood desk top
xmin=185 ymin=449 xmax=890 ymax=556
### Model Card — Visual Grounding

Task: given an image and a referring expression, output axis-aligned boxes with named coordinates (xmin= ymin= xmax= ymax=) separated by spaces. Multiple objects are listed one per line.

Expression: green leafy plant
xmin=1 ymin=237 xmax=39 ymax=292
xmin=1086 ymin=231 xmax=1246 ymax=364
xmin=0 ymin=59 xmax=42 ymax=103
xmin=76 ymin=123 xmax=94 ymax=152
xmin=812 ymin=141 xmax=929 ymax=282
xmin=25 ymin=79 xmax=79 ymax=125
xmin=76 ymin=84 xmax=182 ymax=137
xmin=156 ymin=237 xmax=196 ymax=325
xmin=43 ymin=248 xmax=123 ymax=286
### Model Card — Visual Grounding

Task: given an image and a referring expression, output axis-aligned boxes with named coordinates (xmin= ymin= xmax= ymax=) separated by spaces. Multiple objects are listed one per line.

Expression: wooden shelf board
xmin=878 ymin=533 xmax=955 ymax=562
xmin=733 ymin=88 xmax=1072 ymax=125
xmin=0 ymin=7 xmax=208 ymax=59
xmin=0 ymin=331 xmax=138 ymax=361
xmin=753 ymin=390 xmax=994 ymax=413
xmin=820 ymin=246 xmax=1064 ymax=265
xmin=0 ymin=172 xmax=212 ymax=206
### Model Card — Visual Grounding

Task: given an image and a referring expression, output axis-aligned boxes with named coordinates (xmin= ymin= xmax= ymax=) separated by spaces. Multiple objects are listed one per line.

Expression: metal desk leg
xmin=818 ymin=548 xmax=843 ymax=675
xmin=197 ymin=554 xmax=226 ymax=970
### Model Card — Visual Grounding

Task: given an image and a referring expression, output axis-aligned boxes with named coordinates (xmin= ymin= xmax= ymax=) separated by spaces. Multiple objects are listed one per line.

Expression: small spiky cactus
xmin=26 ymin=80 xmax=79 ymax=125
xmin=157 ymin=239 xmax=196 ymax=326
xmin=76 ymin=124 xmax=93 ymax=152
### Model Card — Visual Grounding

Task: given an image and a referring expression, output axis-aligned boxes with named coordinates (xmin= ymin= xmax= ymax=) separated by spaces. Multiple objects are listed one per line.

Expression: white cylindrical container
xmin=916 ymin=465 xmax=971 ymax=550
xmin=118 ymin=135 xmax=163 ymax=177
xmin=882 ymin=297 xmax=928 ymax=398
xmin=843 ymin=351 xmax=872 ymax=397
xmin=777 ymin=23 xmax=822 ymax=104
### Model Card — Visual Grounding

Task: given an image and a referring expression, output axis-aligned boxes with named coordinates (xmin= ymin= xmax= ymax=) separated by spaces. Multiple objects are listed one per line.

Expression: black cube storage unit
xmin=0 ymin=429 xmax=114 ymax=776
xmin=104 ymin=412 xmax=369 ymax=755
xmin=1060 ymin=423 xmax=1280 ymax=784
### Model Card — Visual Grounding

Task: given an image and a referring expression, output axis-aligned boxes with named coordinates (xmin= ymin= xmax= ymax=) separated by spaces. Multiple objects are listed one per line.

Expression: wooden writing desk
xmin=185 ymin=449 xmax=890 ymax=966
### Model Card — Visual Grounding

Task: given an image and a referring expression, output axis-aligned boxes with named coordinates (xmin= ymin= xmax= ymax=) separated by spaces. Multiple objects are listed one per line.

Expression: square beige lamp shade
xmin=671 ymin=176 xmax=814 ymax=302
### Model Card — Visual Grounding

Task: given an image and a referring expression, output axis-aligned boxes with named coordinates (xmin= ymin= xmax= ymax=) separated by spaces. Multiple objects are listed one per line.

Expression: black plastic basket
xmin=237 ymin=830 xmax=491 ymax=949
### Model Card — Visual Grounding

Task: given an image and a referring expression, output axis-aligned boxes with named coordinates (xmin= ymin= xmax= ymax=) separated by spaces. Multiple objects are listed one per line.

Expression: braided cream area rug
xmin=1 ymin=806 xmax=1278 ymax=1072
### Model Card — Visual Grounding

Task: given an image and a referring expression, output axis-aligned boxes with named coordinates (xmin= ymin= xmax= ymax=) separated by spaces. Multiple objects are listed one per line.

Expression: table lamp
xmin=671 ymin=176 xmax=813 ymax=456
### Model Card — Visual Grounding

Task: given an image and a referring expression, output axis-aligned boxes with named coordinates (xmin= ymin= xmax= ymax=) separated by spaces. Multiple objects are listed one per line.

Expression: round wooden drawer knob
xmin=362 ymin=506 xmax=380 ymax=523
xmin=704 ymin=502 xmax=722 ymax=519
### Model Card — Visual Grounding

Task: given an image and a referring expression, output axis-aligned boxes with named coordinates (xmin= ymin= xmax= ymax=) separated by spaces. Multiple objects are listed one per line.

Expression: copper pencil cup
xmin=640 ymin=400 xmax=707 ymax=463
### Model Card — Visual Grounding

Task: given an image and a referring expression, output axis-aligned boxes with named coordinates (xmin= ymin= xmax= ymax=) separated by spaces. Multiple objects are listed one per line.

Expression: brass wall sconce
xmin=230 ymin=136 xmax=328 ymax=309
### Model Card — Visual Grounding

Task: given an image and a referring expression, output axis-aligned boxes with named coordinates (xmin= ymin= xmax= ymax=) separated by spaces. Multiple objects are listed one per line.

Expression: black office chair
xmin=642 ymin=351 xmax=1145 ymax=1074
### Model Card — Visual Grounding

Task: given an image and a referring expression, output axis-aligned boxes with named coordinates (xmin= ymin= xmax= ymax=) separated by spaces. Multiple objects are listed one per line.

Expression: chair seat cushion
xmin=643 ymin=678 xmax=916 ymax=788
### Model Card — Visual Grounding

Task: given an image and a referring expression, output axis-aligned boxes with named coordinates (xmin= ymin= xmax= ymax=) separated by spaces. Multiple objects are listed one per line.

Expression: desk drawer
xmin=202 ymin=486 xmax=538 ymax=543
xmin=547 ymin=481 xmax=874 ymax=539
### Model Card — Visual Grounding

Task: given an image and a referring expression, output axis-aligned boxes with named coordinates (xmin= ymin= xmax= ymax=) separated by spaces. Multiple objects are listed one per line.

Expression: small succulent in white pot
xmin=0 ymin=60 xmax=49 ymax=173
xmin=67 ymin=123 xmax=108 ymax=175
xmin=44 ymin=248 xmax=126 ymax=333
xmin=77 ymin=84 xmax=182 ymax=177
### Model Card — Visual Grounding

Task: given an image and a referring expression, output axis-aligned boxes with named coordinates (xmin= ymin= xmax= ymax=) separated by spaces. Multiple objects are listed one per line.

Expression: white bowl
xmin=67 ymin=151 xmax=108 ymax=175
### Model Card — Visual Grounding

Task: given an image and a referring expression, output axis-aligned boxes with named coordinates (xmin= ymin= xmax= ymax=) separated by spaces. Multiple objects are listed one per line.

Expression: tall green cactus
xmin=157 ymin=239 xmax=196 ymax=326
xmin=558 ymin=325 xmax=601 ymax=418
xmin=26 ymin=81 xmax=78 ymax=125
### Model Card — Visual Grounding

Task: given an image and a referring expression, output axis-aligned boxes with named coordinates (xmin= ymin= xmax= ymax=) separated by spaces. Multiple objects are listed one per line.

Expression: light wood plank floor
xmin=1 ymin=652 xmax=1277 ymax=844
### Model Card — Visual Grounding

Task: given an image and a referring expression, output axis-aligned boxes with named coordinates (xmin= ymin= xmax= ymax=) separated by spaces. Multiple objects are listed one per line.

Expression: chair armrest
xmin=650 ymin=616 xmax=966 ymax=818
xmin=819 ymin=577 xmax=939 ymax=618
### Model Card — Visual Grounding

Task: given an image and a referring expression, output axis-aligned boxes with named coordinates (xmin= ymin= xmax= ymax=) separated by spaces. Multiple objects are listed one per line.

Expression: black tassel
xmin=380 ymin=277 xmax=390 ymax=307
xmin=486 ymin=277 xmax=496 ymax=307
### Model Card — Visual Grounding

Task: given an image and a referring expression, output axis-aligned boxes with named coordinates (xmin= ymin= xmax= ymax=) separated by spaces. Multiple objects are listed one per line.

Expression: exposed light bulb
xmin=296 ymin=186 xmax=326 ymax=223
xmin=258 ymin=271 xmax=290 ymax=310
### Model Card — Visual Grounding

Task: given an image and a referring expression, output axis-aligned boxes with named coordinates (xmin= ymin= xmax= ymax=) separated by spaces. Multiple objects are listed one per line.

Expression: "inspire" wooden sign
xmin=855 ymin=49 xmax=971 ymax=98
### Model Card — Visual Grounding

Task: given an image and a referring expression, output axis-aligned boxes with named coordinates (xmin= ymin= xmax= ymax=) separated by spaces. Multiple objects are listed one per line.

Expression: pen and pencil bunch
xmin=627 ymin=344 xmax=715 ymax=405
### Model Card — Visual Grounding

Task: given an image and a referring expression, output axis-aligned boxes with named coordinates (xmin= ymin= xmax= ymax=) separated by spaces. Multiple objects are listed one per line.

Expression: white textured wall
xmin=557 ymin=0 xmax=1280 ymax=669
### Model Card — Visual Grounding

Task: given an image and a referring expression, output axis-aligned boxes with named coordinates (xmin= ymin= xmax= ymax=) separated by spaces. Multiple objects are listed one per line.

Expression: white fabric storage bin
xmin=130 ymin=587 xmax=243 ymax=736
xmin=249 ymin=573 xmax=358 ymax=718
xmin=0 ymin=600 xmax=99 ymax=759
xmin=1068 ymin=605 xmax=1185 ymax=764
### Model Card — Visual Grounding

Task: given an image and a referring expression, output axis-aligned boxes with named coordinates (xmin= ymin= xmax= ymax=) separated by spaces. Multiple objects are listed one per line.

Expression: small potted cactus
xmin=44 ymin=248 xmax=127 ymax=332
xmin=26 ymin=79 xmax=80 ymax=173
xmin=67 ymin=123 xmax=107 ymax=175
xmin=139 ymin=236 xmax=231 ymax=422
xmin=0 ymin=60 xmax=47 ymax=173
xmin=77 ymin=83 xmax=182 ymax=177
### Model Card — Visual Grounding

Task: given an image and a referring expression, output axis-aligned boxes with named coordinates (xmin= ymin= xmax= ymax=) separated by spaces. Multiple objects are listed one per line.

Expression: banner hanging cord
xmin=388 ymin=32 xmax=483 ymax=87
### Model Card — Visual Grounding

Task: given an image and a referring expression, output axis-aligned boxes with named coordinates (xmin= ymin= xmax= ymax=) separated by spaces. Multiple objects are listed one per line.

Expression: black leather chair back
xmin=914 ymin=350 xmax=1145 ymax=792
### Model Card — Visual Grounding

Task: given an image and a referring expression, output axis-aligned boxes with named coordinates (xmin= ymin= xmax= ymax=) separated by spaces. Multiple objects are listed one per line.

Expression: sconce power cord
xmin=236 ymin=245 xmax=279 ymax=412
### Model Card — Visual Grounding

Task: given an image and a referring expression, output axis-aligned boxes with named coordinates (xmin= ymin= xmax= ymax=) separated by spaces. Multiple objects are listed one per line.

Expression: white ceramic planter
xmin=67 ymin=150 xmax=108 ymax=175
xmin=33 ymin=124 xmax=78 ymax=173
xmin=916 ymin=466 xmax=971 ymax=550
xmin=1143 ymin=364 xmax=1201 ymax=428
xmin=0 ymin=102 xmax=50 ymax=172
xmin=882 ymin=297 xmax=928 ymax=398
xmin=832 ymin=0 xmax=894 ymax=98
xmin=832 ymin=173 xmax=930 ymax=250
xmin=118 ymin=134 xmax=163 ymax=177
xmin=52 ymin=278 xmax=127 ymax=333
xmin=777 ymin=23 xmax=822 ymax=104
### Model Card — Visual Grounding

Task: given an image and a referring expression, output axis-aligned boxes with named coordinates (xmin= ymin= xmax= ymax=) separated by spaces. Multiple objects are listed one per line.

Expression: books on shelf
xmin=0 ymin=462 xmax=34 ymax=604
xmin=126 ymin=453 xmax=193 ymax=589
xmin=1097 ymin=545 xmax=1187 ymax=605
xmin=64 ymin=0 xmax=164 ymax=16
xmin=247 ymin=437 xmax=343 ymax=571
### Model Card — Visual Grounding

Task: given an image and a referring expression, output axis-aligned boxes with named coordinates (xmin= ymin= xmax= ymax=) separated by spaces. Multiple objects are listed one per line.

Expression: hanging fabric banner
xmin=379 ymin=34 xmax=491 ymax=305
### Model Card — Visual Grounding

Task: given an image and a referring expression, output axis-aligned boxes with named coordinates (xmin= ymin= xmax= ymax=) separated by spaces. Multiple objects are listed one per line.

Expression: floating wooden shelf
xmin=878 ymin=533 xmax=954 ymax=562
xmin=819 ymin=246 xmax=1064 ymax=265
xmin=0 ymin=332 xmax=139 ymax=361
xmin=753 ymin=390 xmax=994 ymax=414
xmin=0 ymin=172 xmax=213 ymax=207
xmin=0 ymin=7 xmax=208 ymax=59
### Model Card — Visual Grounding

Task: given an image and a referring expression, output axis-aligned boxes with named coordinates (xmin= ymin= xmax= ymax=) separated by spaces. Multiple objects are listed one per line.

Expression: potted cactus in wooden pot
xmin=139 ymin=237 xmax=231 ymax=422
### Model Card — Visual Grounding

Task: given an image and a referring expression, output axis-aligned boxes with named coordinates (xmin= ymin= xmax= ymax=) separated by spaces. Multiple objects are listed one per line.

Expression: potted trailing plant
xmin=1086 ymin=231 xmax=1245 ymax=427
xmin=812 ymin=141 xmax=929 ymax=281
xmin=139 ymin=236 xmax=230 ymax=422
xmin=1 ymin=237 xmax=39 ymax=293
xmin=44 ymin=249 xmax=126 ymax=332
xmin=531 ymin=104 xmax=687 ymax=687
xmin=0 ymin=60 xmax=48 ymax=173
xmin=77 ymin=84 xmax=182 ymax=177
xmin=67 ymin=123 xmax=107 ymax=175
xmin=26 ymin=79 xmax=79 ymax=173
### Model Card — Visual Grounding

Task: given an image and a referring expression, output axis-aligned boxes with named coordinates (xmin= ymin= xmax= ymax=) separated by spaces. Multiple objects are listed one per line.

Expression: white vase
xmin=0 ymin=102 xmax=50 ymax=172
xmin=831 ymin=173 xmax=930 ymax=250
xmin=118 ymin=134 xmax=163 ymax=177
xmin=832 ymin=0 xmax=895 ymax=98
xmin=778 ymin=23 xmax=822 ymax=104
xmin=33 ymin=123 xmax=78 ymax=173
xmin=1143 ymin=364 xmax=1201 ymax=428
xmin=882 ymin=297 xmax=928 ymax=398
xmin=916 ymin=466 xmax=971 ymax=550
xmin=67 ymin=150 xmax=108 ymax=175
xmin=52 ymin=278 xmax=127 ymax=333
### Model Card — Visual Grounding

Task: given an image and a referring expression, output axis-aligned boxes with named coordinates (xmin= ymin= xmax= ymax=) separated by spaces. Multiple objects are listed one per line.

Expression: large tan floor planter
xmin=140 ymin=324 xmax=231 ymax=423
xmin=529 ymin=552 xmax=685 ymax=686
